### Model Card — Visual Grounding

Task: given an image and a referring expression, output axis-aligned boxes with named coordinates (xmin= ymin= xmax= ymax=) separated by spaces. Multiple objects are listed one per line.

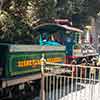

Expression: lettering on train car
xmin=17 ymin=57 xmax=63 ymax=68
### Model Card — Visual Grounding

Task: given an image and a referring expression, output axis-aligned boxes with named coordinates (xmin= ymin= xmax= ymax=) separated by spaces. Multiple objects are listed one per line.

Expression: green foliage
xmin=0 ymin=0 xmax=100 ymax=43
xmin=0 ymin=11 xmax=33 ymax=43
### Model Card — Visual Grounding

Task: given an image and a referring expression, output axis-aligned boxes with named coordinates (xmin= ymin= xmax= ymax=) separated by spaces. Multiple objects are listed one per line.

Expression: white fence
xmin=41 ymin=58 xmax=100 ymax=100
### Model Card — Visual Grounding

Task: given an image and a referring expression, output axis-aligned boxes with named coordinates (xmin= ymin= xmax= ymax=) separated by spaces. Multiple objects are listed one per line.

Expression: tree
xmin=0 ymin=0 xmax=100 ymax=43
xmin=55 ymin=0 xmax=100 ymax=25
xmin=0 ymin=0 xmax=57 ymax=43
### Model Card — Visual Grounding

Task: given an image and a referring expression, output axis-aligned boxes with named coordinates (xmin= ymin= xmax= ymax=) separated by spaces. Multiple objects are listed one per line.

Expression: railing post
xmin=40 ymin=54 xmax=45 ymax=100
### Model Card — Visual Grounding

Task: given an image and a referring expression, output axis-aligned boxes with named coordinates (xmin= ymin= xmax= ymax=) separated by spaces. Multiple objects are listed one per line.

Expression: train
xmin=0 ymin=22 xmax=98 ymax=78
xmin=0 ymin=23 xmax=67 ymax=99
xmin=0 ymin=22 xmax=98 ymax=99
xmin=0 ymin=44 xmax=65 ymax=78
xmin=32 ymin=22 xmax=98 ymax=76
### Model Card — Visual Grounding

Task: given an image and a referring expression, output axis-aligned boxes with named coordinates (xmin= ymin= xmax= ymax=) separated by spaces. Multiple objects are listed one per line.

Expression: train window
xmin=51 ymin=32 xmax=64 ymax=44
xmin=31 ymin=30 xmax=81 ymax=46
xmin=33 ymin=32 xmax=63 ymax=46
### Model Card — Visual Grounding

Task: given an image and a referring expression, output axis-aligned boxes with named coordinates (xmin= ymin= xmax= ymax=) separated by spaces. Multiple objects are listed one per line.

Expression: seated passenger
xmin=43 ymin=34 xmax=61 ymax=46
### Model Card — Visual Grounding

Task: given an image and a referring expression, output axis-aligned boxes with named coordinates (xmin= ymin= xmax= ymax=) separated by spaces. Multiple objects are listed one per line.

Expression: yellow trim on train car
xmin=17 ymin=57 xmax=63 ymax=68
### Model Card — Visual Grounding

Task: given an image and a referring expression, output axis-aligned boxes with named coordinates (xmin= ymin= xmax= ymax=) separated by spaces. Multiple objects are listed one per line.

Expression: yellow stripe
xmin=17 ymin=57 xmax=63 ymax=68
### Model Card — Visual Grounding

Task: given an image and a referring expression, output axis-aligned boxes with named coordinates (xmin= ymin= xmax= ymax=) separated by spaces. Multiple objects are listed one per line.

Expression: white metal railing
xmin=40 ymin=57 xmax=100 ymax=100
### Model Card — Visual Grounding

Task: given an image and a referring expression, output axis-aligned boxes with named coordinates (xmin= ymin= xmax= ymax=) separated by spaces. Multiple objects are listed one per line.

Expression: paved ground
xmin=33 ymin=78 xmax=100 ymax=100
xmin=60 ymin=82 xmax=100 ymax=100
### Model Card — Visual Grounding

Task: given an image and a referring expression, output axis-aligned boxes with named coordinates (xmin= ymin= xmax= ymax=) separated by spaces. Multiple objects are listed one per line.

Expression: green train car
xmin=0 ymin=44 xmax=65 ymax=78
xmin=0 ymin=23 xmax=66 ymax=99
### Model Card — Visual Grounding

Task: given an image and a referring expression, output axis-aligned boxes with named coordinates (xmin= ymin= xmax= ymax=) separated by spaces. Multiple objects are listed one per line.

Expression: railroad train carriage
xmin=0 ymin=23 xmax=84 ymax=79
xmin=0 ymin=23 xmax=68 ymax=99
xmin=0 ymin=23 xmax=97 ymax=79
xmin=53 ymin=19 xmax=98 ymax=64
xmin=32 ymin=23 xmax=98 ymax=77
xmin=32 ymin=23 xmax=83 ymax=63
xmin=0 ymin=44 xmax=65 ymax=78
xmin=0 ymin=23 xmax=98 ymax=99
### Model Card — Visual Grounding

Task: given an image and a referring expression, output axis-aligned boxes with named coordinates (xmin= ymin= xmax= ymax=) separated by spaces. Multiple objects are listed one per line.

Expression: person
xmin=90 ymin=57 xmax=98 ymax=80
xmin=71 ymin=60 xmax=77 ymax=77
xmin=92 ymin=57 xmax=99 ymax=80
xmin=81 ymin=58 xmax=87 ymax=78
xmin=51 ymin=34 xmax=55 ymax=41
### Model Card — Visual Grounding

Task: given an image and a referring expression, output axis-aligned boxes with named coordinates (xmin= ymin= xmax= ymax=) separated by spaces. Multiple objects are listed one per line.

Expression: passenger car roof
xmin=33 ymin=23 xmax=83 ymax=33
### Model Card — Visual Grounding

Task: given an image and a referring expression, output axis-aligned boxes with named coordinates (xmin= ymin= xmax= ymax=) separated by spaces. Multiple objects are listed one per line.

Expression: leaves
xmin=0 ymin=0 xmax=100 ymax=43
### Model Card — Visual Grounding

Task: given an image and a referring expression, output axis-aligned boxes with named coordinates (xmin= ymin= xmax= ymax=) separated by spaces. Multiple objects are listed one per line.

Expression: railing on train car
xmin=40 ymin=57 xmax=100 ymax=100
